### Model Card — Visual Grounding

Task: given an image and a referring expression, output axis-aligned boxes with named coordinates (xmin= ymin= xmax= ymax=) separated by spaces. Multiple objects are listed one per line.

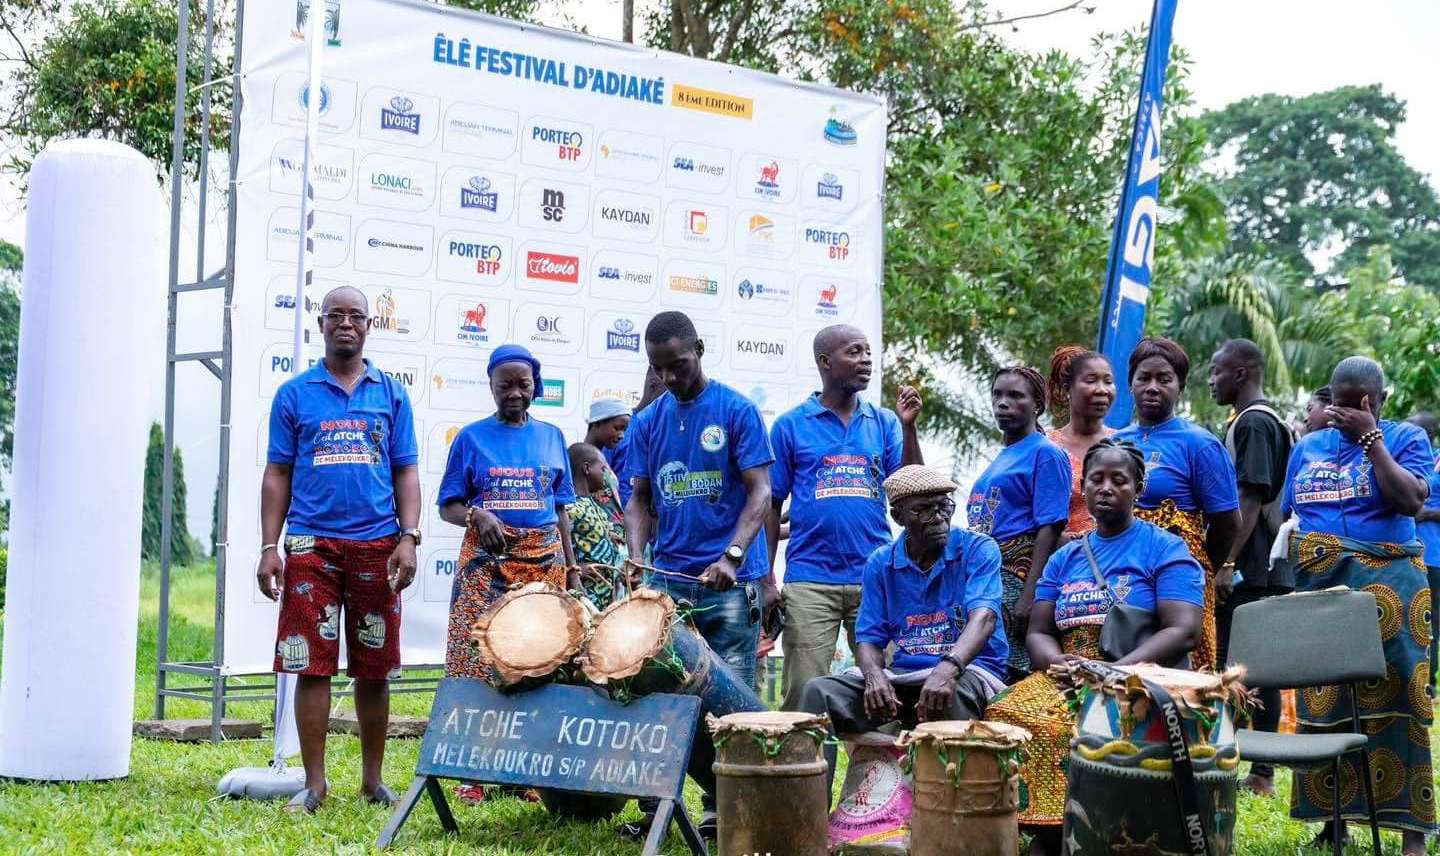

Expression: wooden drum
xmin=469 ymin=581 xmax=588 ymax=687
xmin=898 ymin=720 xmax=1032 ymax=856
xmin=1063 ymin=662 xmax=1246 ymax=856
xmin=708 ymin=711 xmax=831 ymax=856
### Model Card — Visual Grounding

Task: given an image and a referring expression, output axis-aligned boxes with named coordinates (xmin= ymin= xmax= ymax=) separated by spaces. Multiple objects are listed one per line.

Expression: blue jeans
xmin=645 ymin=574 xmax=761 ymax=690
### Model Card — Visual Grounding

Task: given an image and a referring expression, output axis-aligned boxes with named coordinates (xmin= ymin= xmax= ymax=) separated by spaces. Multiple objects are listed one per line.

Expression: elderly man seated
xmin=800 ymin=465 xmax=1009 ymax=787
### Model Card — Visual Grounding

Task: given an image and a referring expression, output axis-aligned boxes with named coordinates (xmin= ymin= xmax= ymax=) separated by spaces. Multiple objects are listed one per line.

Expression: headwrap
xmin=586 ymin=397 xmax=632 ymax=425
xmin=487 ymin=344 xmax=542 ymax=388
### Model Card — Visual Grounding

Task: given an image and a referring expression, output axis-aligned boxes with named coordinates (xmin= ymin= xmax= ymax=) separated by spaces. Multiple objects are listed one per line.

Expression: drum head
xmin=901 ymin=719 xmax=1032 ymax=749
xmin=710 ymin=711 xmax=827 ymax=736
xmin=471 ymin=582 xmax=588 ymax=685
xmin=579 ymin=588 xmax=676 ymax=683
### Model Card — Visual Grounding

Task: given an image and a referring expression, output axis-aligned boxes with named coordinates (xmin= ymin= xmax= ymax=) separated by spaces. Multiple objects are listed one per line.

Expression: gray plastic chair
xmin=1226 ymin=588 xmax=1384 ymax=856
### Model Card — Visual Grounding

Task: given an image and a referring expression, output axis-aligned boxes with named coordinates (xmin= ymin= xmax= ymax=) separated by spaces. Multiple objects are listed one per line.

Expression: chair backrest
xmin=1226 ymin=589 xmax=1386 ymax=689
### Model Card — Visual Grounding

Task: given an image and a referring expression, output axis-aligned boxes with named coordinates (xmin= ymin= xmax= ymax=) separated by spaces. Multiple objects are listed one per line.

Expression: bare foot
xmin=1241 ymin=773 xmax=1276 ymax=797
xmin=1400 ymin=829 xmax=1425 ymax=856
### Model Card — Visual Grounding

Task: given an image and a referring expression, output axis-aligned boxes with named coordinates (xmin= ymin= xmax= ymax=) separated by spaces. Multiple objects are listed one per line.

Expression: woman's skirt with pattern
xmin=1135 ymin=500 xmax=1217 ymax=670
xmin=999 ymin=533 xmax=1037 ymax=678
xmin=445 ymin=523 xmax=564 ymax=680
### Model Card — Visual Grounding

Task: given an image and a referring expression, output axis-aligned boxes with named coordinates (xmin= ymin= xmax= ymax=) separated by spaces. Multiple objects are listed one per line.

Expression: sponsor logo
xmin=448 ymin=240 xmax=503 ymax=277
xmin=598 ymin=266 xmax=620 ymax=280
xmin=527 ymin=251 xmax=580 ymax=284
xmin=273 ymin=293 xmax=320 ymax=311
xmin=455 ymin=303 xmax=491 ymax=345
xmin=673 ymin=157 xmax=694 ymax=171
xmin=292 ymin=0 xmax=340 ymax=45
xmin=531 ymin=124 xmax=585 ymax=162
xmin=817 ymin=172 xmax=843 ymax=200
xmin=752 ymin=161 xmax=782 ymax=199
xmin=700 ymin=425 xmax=727 ymax=452
xmin=686 ymin=210 xmax=708 ymax=237
xmin=380 ymin=96 xmax=421 ymax=135
xmin=368 ymin=171 xmax=421 ymax=197
xmin=669 ymin=274 xmax=718 ymax=296
xmin=540 ymin=188 xmax=566 ymax=222
xmin=816 ymin=282 xmax=840 ymax=318
xmin=805 ymin=227 xmax=852 ymax=261
xmin=459 ymin=176 xmax=498 ymax=212
xmin=736 ymin=277 xmax=790 ymax=303
xmin=299 ymin=81 xmax=332 ymax=116
xmin=747 ymin=214 xmax=775 ymax=244
xmin=367 ymin=236 xmax=425 ymax=253
xmin=600 ymin=143 xmax=659 ymax=165
xmin=369 ymin=288 xmax=414 ymax=335
xmin=736 ymin=338 xmax=785 ymax=356
xmin=737 ymin=279 xmax=754 ymax=300
xmin=655 ymin=462 xmax=724 ymax=505
xmin=606 ymin=317 xmax=640 ymax=353
xmin=671 ymin=155 xmax=726 ymax=176
xmin=823 ymin=107 xmax=858 ymax=145
xmin=277 ymin=157 xmax=349 ymax=186
xmin=600 ymin=205 xmax=652 ymax=227
xmin=535 ymin=378 xmax=566 ymax=408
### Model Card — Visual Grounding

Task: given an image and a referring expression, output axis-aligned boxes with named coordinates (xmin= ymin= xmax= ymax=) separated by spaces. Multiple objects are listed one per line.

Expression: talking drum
xmin=470 ymin=582 xmax=588 ymax=687
xmin=897 ymin=720 xmax=1032 ymax=856
xmin=707 ymin=711 xmax=831 ymax=856
xmin=1063 ymin=662 xmax=1247 ymax=856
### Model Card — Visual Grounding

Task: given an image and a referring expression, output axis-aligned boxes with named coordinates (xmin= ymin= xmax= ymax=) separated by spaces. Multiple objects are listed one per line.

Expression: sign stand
xmin=377 ymin=679 xmax=707 ymax=855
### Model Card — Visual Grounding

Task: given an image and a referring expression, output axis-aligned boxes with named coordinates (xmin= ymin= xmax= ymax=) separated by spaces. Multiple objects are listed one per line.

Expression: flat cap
xmin=882 ymin=465 xmax=959 ymax=504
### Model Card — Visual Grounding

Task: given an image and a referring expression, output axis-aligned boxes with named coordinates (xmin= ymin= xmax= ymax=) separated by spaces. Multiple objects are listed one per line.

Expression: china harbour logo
xmin=380 ymin=96 xmax=421 ymax=135
xmin=804 ymin=228 xmax=851 ymax=261
xmin=817 ymin=172 xmax=843 ymax=200
xmin=607 ymin=317 xmax=640 ymax=353
xmin=448 ymin=240 xmax=503 ymax=277
xmin=532 ymin=125 xmax=584 ymax=162
xmin=367 ymin=236 xmax=424 ymax=253
xmin=460 ymin=176 xmax=498 ymax=212
xmin=527 ymin=251 xmax=579 ymax=284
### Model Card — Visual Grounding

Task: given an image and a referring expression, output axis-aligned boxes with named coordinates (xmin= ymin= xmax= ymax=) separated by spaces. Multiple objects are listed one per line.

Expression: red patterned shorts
xmin=273 ymin=534 xmax=402 ymax=679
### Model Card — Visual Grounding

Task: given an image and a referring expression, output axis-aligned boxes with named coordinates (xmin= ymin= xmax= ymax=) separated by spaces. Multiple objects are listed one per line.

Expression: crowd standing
xmin=258 ymin=293 xmax=1440 ymax=854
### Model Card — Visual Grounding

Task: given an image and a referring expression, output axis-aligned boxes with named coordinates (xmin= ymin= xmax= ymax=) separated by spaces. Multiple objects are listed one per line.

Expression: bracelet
xmin=465 ymin=505 xmax=476 ymax=528
xmin=261 ymin=543 xmax=278 ymax=554
xmin=1359 ymin=429 xmax=1384 ymax=453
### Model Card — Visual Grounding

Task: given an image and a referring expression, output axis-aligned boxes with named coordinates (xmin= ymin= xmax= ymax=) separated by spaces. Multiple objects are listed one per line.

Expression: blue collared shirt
xmin=770 ymin=394 xmax=904 ymax=585
xmin=267 ymin=359 xmax=418 ymax=540
xmin=855 ymin=527 xmax=1009 ymax=680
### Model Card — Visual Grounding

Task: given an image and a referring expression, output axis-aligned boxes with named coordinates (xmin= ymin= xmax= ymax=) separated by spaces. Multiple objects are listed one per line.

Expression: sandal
xmin=364 ymin=784 xmax=399 ymax=807
xmin=284 ymin=787 xmax=324 ymax=814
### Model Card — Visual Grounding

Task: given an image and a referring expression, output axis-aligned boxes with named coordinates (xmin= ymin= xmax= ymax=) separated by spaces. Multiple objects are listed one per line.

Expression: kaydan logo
xmin=380 ymin=96 xmax=421 ymax=135
xmin=527 ymin=251 xmax=579 ymax=284
xmin=532 ymin=125 xmax=584 ymax=162
xmin=460 ymin=176 xmax=498 ymax=212
xmin=607 ymin=317 xmax=640 ymax=353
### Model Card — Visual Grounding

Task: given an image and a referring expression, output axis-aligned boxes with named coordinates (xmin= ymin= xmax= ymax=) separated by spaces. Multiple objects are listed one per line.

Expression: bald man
xmin=767 ymin=324 xmax=924 ymax=711
xmin=258 ymin=285 xmax=422 ymax=812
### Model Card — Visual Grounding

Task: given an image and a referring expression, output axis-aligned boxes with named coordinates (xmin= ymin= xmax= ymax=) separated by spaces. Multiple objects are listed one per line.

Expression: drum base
xmin=1062 ymin=755 xmax=1237 ymax=856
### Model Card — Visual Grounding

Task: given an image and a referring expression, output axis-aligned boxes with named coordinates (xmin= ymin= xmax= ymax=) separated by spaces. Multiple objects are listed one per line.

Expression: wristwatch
xmin=723 ymin=544 xmax=745 ymax=564
xmin=941 ymin=652 xmax=965 ymax=672
xmin=401 ymin=528 xmax=423 ymax=547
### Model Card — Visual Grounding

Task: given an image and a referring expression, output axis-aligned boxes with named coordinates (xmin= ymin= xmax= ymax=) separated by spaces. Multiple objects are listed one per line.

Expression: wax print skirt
xmin=1136 ymin=500 xmax=1218 ymax=670
xmin=445 ymin=523 xmax=564 ymax=681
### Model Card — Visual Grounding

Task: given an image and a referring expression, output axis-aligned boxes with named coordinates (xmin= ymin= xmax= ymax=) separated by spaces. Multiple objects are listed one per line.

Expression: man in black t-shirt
xmin=1209 ymin=338 xmax=1294 ymax=796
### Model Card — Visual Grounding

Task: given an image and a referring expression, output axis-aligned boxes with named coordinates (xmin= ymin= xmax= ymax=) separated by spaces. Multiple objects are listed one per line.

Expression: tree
xmin=0 ymin=240 xmax=20 ymax=534
xmin=1 ymin=0 xmax=232 ymax=178
xmin=142 ymin=422 xmax=194 ymax=564
xmin=1202 ymin=85 xmax=1440 ymax=286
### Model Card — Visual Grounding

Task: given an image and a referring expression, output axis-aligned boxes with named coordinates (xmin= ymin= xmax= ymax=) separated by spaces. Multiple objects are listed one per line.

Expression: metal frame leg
xmin=1331 ymin=758 xmax=1343 ymax=856
xmin=1348 ymin=684 xmax=1382 ymax=855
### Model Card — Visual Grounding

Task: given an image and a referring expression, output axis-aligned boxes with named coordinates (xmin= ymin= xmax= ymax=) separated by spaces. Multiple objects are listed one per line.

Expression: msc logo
xmin=598 ymin=266 xmax=620 ymax=280
xmin=460 ymin=176 xmax=498 ymax=212
xmin=527 ymin=251 xmax=580 ymax=284
xmin=541 ymin=188 xmax=566 ymax=222
xmin=817 ymin=173 xmax=843 ymax=200
xmin=380 ymin=96 xmax=421 ymax=135
xmin=299 ymin=81 xmax=332 ymax=116
xmin=448 ymin=241 xmax=503 ymax=276
xmin=607 ymin=318 xmax=640 ymax=353
xmin=532 ymin=125 xmax=584 ymax=161
xmin=804 ymin=228 xmax=851 ymax=261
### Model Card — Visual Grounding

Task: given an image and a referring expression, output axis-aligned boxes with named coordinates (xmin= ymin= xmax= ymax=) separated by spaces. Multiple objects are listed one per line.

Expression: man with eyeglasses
xmin=799 ymin=465 xmax=1009 ymax=792
xmin=257 ymin=285 xmax=422 ymax=813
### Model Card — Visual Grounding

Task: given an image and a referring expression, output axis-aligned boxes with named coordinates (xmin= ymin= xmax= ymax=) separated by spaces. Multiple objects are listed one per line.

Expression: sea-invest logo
xmin=606 ymin=317 xmax=640 ymax=353
xmin=460 ymin=176 xmax=498 ymax=212
xmin=817 ymin=172 xmax=843 ymax=200
xmin=380 ymin=96 xmax=421 ymax=135
xmin=527 ymin=251 xmax=580 ymax=284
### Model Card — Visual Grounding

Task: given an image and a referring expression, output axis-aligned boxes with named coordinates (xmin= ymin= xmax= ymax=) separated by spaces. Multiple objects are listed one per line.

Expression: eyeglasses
xmin=906 ymin=499 xmax=956 ymax=521
xmin=322 ymin=311 xmax=369 ymax=326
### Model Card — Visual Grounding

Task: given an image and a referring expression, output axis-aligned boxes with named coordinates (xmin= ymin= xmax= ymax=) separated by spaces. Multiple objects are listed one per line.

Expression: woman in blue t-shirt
xmin=1283 ymin=357 xmax=1435 ymax=853
xmin=987 ymin=438 xmax=1203 ymax=854
xmin=437 ymin=345 xmax=577 ymax=682
xmin=967 ymin=366 xmax=1072 ymax=681
xmin=1114 ymin=336 xmax=1239 ymax=671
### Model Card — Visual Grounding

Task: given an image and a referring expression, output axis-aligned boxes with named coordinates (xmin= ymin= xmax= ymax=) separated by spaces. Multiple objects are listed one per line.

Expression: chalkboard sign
xmin=378 ymin=678 xmax=707 ymax=855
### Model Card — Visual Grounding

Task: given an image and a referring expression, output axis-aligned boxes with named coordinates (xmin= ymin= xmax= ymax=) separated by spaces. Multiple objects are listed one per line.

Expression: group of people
xmin=257 ymin=285 xmax=1439 ymax=856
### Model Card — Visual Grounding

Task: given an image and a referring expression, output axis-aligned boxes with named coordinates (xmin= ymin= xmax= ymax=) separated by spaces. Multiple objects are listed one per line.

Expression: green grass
xmin=0 ymin=561 xmax=1434 ymax=853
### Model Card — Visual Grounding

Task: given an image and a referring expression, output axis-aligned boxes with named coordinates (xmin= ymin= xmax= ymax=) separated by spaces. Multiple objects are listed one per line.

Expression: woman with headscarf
xmin=966 ymin=366 xmax=1072 ymax=682
xmin=1046 ymin=346 xmax=1117 ymax=539
xmin=438 ymin=345 xmax=577 ymax=680
xmin=1114 ymin=336 xmax=1240 ymax=670
xmin=1284 ymin=356 xmax=1435 ymax=854
xmin=986 ymin=438 xmax=1204 ymax=855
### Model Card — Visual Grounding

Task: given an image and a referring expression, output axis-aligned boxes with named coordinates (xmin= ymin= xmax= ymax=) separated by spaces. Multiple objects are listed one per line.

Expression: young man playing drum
xmin=800 ymin=465 xmax=1009 ymax=792
xmin=257 ymin=286 xmax=422 ymax=813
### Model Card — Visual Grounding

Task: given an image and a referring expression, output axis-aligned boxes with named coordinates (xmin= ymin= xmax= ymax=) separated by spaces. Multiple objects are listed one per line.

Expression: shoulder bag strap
xmin=1141 ymin=677 xmax=1213 ymax=856
xmin=1081 ymin=535 xmax=1110 ymax=594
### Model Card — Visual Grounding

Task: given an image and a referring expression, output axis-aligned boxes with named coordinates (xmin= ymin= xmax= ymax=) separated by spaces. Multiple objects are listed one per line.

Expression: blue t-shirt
xmin=1114 ymin=416 xmax=1240 ymax=513
xmin=623 ymin=381 xmax=775 ymax=581
xmin=437 ymin=414 xmax=575 ymax=529
xmin=771 ymin=395 xmax=904 ymax=585
xmin=267 ymin=360 xmax=418 ymax=540
xmin=1035 ymin=519 xmax=1204 ymax=631
xmin=966 ymin=431 xmax=1072 ymax=542
xmin=1419 ymin=461 xmax=1440 ymax=567
xmin=1282 ymin=421 xmax=1436 ymax=545
xmin=855 ymin=528 xmax=1008 ymax=680
xmin=604 ymin=439 xmax=631 ymax=509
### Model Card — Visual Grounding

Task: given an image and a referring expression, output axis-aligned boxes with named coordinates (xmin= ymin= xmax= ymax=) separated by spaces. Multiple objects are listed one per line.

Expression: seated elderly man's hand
xmin=917 ymin=658 xmax=960 ymax=722
xmin=862 ymin=669 xmax=899 ymax=721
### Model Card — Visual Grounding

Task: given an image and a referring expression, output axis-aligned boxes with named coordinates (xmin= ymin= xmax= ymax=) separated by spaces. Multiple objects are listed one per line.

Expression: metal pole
xmin=195 ymin=0 xmax=218 ymax=281
xmin=155 ymin=0 xmax=193 ymax=722
xmin=622 ymin=0 xmax=633 ymax=42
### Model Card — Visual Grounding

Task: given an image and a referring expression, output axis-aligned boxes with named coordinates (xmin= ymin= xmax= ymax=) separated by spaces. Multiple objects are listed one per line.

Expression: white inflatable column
xmin=0 ymin=140 xmax=165 ymax=779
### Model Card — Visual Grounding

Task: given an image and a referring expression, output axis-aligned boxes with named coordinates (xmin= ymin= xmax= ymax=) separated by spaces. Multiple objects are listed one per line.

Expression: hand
xmin=622 ymin=558 xmax=646 ymax=588
xmin=759 ymin=579 xmax=783 ymax=628
xmin=896 ymin=385 xmax=923 ymax=427
xmin=1215 ymin=563 xmax=1236 ymax=603
xmin=699 ymin=556 xmax=738 ymax=592
xmin=917 ymin=659 xmax=960 ymax=722
xmin=1325 ymin=397 xmax=1379 ymax=443
xmin=1011 ymin=589 xmax=1035 ymax=640
xmin=387 ymin=536 xmax=418 ymax=592
xmin=257 ymin=548 xmax=285 ymax=601
xmin=862 ymin=669 xmax=900 ymax=721
xmin=468 ymin=507 xmax=506 ymax=553
xmin=565 ymin=565 xmax=582 ymax=591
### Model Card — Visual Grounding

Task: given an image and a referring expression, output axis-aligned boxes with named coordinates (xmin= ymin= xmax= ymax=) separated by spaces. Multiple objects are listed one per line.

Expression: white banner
xmin=224 ymin=0 xmax=887 ymax=673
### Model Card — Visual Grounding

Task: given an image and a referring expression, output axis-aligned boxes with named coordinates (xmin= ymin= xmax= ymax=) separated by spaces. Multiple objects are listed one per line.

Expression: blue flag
xmin=1096 ymin=0 xmax=1178 ymax=428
